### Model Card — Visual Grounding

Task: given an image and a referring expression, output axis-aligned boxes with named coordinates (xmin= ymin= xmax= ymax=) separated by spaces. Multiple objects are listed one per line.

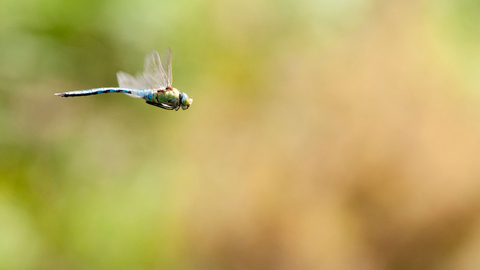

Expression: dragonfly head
xmin=180 ymin=92 xmax=193 ymax=110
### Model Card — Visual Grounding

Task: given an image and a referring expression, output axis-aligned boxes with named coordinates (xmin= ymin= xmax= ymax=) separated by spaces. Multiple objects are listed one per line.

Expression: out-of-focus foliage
xmin=2 ymin=0 xmax=480 ymax=269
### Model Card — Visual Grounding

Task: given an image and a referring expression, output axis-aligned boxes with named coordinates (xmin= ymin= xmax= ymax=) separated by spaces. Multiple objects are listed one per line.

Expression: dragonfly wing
xmin=134 ymin=73 xmax=153 ymax=89
xmin=144 ymin=50 xmax=168 ymax=89
xmin=117 ymin=71 xmax=140 ymax=89
xmin=117 ymin=71 xmax=149 ymax=98
xmin=161 ymin=48 xmax=173 ymax=87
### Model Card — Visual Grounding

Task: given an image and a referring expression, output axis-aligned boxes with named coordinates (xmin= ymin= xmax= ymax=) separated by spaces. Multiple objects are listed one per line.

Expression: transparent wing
xmin=161 ymin=48 xmax=173 ymax=87
xmin=143 ymin=50 xmax=168 ymax=89
xmin=116 ymin=71 xmax=151 ymax=98
xmin=117 ymin=71 xmax=151 ymax=89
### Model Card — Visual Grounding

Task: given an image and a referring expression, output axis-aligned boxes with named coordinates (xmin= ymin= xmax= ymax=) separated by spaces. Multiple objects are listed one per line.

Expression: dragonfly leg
xmin=146 ymin=101 xmax=174 ymax=110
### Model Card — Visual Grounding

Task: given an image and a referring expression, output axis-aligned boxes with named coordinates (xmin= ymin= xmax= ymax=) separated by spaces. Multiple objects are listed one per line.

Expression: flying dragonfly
xmin=55 ymin=48 xmax=193 ymax=111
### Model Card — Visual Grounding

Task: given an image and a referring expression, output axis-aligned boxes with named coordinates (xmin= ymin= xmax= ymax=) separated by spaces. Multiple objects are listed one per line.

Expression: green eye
xmin=181 ymin=93 xmax=193 ymax=110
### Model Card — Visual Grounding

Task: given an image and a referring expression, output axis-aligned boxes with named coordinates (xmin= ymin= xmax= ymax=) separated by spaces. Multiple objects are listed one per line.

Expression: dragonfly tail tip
xmin=54 ymin=93 xmax=64 ymax=97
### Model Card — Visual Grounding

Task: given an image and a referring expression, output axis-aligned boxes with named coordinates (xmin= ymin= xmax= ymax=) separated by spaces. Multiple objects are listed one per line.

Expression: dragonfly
xmin=55 ymin=48 xmax=193 ymax=111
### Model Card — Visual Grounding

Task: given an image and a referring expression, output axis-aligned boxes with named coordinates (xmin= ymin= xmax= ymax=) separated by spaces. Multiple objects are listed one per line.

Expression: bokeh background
xmin=2 ymin=0 xmax=480 ymax=269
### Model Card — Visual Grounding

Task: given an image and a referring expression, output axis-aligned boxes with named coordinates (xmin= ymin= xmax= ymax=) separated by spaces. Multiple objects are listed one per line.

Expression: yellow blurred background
xmin=2 ymin=0 xmax=480 ymax=269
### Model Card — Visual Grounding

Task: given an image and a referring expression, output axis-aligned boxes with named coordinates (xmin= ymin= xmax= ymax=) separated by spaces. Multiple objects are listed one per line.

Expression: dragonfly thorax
xmin=149 ymin=88 xmax=192 ymax=110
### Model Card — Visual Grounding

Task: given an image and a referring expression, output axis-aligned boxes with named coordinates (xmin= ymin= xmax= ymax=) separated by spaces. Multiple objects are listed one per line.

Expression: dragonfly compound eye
xmin=181 ymin=93 xmax=193 ymax=110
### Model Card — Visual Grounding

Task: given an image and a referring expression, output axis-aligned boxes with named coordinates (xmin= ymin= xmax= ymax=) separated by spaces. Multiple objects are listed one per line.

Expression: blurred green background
xmin=2 ymin=0 xmax=480 ymax=269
